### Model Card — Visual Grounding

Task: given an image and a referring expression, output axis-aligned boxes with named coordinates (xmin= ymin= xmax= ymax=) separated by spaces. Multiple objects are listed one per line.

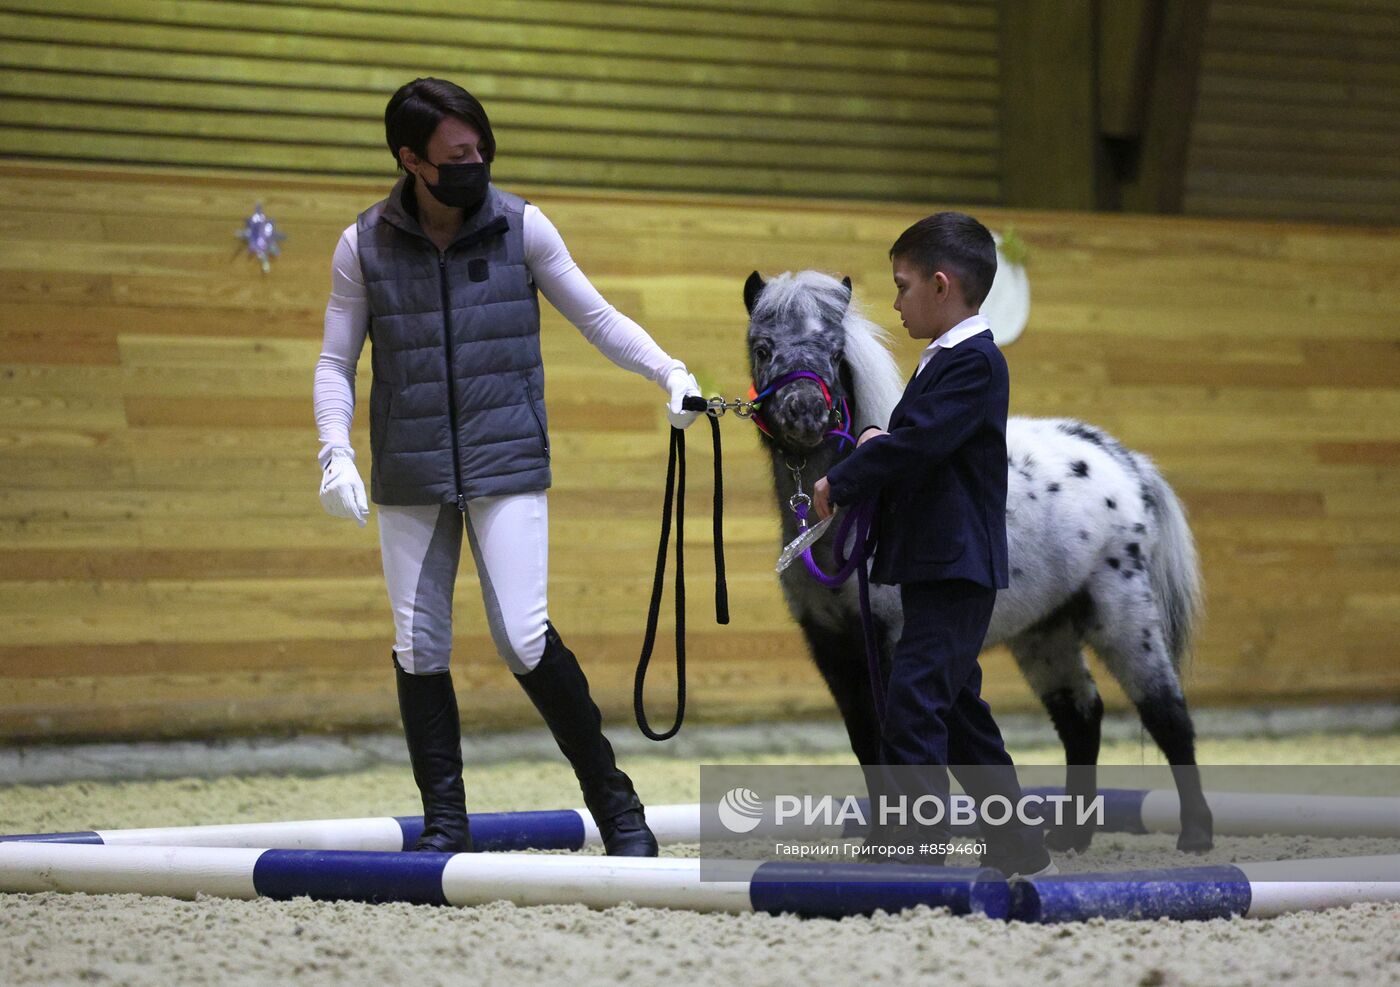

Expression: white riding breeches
xmin=378 ymin=492 xmax=550 ymax=676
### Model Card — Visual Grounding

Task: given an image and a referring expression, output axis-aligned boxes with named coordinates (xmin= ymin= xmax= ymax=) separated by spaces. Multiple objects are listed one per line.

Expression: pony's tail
xmin=1137 ymin=454 xmax=1204 ymax=667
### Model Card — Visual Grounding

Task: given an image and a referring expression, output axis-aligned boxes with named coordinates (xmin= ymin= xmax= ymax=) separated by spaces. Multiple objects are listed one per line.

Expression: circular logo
xmin=717 ymin=787 xmax=764 ymax=834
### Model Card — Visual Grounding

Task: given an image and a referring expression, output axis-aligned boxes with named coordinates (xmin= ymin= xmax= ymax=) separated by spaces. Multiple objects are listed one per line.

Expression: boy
xmin=812 ymin=212 xmax=1052 ymax=877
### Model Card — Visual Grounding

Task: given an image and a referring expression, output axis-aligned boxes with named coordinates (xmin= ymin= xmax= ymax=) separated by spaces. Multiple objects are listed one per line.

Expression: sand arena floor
xmin=2 ymin=732 xmax=1399 ymax=987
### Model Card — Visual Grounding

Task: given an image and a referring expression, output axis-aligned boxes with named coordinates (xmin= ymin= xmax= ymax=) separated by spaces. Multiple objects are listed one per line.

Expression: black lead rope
xmin=707 ymin=410 xmax=730 ymax=625
xmin=634 ymin=401 xmax=728 ymax=741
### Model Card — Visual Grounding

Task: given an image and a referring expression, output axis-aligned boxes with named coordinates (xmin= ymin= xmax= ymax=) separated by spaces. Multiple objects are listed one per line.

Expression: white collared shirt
xmin=915 ymin=313 xmax=990 ymax=375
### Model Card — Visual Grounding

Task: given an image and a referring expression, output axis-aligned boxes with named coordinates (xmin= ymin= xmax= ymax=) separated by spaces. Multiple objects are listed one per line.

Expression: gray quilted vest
xmin=357 ymin=177 xmax=550 ymax=506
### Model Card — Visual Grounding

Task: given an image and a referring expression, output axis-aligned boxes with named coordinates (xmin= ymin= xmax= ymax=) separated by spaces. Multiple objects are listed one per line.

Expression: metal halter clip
xmin=696 ymin=394 xmax=766 ymax=419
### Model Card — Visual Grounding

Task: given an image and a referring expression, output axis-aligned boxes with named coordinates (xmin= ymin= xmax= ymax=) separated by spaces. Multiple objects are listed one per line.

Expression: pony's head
xmin=743 ymin=270 xmax=902 ymax=452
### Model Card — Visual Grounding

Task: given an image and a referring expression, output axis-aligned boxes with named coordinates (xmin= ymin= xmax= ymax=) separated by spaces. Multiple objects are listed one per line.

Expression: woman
xmin=313 ymin=78 xmax=701 ymax=856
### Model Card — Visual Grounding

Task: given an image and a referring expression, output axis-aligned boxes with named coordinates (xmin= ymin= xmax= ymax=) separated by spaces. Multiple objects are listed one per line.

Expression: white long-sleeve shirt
xmin=314 ymin=204 xmax=684 ymax=467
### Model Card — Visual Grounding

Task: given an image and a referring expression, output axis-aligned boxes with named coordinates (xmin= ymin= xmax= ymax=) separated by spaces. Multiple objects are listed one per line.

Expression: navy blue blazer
xmin=826 ymin=329 xmax=1009 ymax=589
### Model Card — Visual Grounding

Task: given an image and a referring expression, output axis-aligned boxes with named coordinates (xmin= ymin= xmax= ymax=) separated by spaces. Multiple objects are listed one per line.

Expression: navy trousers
xmin=879 ymin=578 xmax=1040 ymax=858
xmin=883 ymin=579 xmax=1006 ymax=766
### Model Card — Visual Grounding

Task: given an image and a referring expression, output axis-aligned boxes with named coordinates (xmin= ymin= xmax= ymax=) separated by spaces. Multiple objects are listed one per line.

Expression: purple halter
xmin=748 ymin=371 xmax=855 ymax=450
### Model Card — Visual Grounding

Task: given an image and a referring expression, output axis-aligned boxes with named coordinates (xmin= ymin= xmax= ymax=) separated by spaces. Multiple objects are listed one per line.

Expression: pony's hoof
xmin=1176 ymin=826 xmax=1213 ymax=853
xmin=1043 ymin=824 xmax=1094 ymax=854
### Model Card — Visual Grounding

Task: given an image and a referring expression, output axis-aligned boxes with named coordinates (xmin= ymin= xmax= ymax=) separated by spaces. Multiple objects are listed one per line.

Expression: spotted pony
xmin=744 ymin=270 xmax=1213 ymax=853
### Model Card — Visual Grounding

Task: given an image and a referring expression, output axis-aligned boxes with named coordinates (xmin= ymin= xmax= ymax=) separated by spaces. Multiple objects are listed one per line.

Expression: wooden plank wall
xmin=0 ymin=0 xmax=1001 ymax=203
xmin=1 ymin=162 xmax=1397 ymax=742
xmin=1186 ymin=0 xmax=1400 ymax=223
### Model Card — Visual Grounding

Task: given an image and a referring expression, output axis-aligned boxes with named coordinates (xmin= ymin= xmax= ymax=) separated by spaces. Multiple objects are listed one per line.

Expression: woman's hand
xmin=664 ymin=365 xmax=702 ymax=429
xmin=319 ymin=449 xmax=369 ymax=527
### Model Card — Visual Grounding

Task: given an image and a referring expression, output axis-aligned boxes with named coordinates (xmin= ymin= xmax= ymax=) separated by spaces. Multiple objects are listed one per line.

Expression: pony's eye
xmin=753 ymin=341 xmax=772 ymax=362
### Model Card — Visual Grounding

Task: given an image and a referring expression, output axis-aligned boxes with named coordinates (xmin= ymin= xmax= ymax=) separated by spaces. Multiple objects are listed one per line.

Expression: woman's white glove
xmin=319 ymin=449 xmax=369 ymax=527
xmin=664 ymin=365 xmax=702 ymax=429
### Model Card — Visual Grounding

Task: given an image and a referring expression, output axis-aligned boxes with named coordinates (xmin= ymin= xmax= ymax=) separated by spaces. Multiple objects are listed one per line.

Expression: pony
xmin=743 ymin=269 xmax=1213 ymax=853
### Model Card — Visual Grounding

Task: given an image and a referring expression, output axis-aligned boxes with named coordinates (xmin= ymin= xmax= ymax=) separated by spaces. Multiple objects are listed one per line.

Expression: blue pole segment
xmin=840 ymin=788 xmax=1153 ymax=840
xmin=1009 ymin=865 xmax=1252 ymax=923
xmin=394 ymin=816 xmax=423 ymax=851
xmin=395 ymin=810 xmax=586 ymax=852
xmin=0 ymin=831 xmax=105 ymax=844
xmin=252 ymin=850 xmax=452 ymax=906
xmin=835 ymin=797 xmax=1005 ymax=837
xmin=748 ymin=862 xmax=1010 ymax=919
xmin=1095 ymin=788 xmax=1151 ymax=834
xmin=472 ymin=810 xmax=586 ymax=851
xmin=1022 ymin=786 xmax=1150 ymax=834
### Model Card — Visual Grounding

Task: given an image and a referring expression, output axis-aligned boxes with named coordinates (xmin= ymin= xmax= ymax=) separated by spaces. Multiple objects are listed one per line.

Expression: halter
xmin=745 ymin=371 xmax=855 ymax=450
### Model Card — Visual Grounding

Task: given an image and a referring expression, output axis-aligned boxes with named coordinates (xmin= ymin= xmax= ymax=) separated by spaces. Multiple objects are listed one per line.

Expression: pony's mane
xmin=754 ymin=271 xmax=904 ymax=433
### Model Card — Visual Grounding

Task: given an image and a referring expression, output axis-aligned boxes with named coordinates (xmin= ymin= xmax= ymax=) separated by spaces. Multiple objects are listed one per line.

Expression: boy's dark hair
xmin=384 ymin=78 xmax=496 ymax=170
xmin=889 ymin=212 xmax=997 ymax=307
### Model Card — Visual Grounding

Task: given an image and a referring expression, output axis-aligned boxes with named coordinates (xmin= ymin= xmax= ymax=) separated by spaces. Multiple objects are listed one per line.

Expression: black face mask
xmin=423 ymin=160 xmax=490 ymax=213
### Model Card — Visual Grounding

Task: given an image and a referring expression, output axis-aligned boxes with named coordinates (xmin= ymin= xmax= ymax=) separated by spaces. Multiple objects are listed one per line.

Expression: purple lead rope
xmin=793 ymin=498 xmax=886 ymax=725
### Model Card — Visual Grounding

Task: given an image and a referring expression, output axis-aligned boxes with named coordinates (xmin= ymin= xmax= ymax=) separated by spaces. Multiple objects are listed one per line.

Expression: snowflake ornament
xmin=237 ymin=203 xmax=286 ymax=273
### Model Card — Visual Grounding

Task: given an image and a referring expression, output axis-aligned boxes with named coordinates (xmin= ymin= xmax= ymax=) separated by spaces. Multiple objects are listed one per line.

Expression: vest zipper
xmin=522 ymin=374 xmax=550 ymax=461
xmin=438 ymin=252 xmax=467 ymax=512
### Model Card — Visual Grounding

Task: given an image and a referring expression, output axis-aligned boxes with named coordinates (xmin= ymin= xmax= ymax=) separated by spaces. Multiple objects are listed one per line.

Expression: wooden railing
xmin=0 ymin=161 xmax=1397 ymax=740
xmin=0 ymin=0 xmax=1001 ymax=202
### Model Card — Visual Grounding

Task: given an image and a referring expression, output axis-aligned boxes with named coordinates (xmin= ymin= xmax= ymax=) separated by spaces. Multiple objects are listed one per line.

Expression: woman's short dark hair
xmin=384 ymin=78 xmax=496 ymax=169
xmin=890 ymin=212 xmax=997 ymax=307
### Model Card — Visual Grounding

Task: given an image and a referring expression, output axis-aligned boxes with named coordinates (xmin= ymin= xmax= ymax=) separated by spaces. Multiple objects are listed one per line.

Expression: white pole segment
xmin=1238 ymin=854 xmax=1400 ymax=918
xmin=440 ymin=854 xmax=758 ymax=913
xmin=1139 ymin=791 xmax=1400 ymax=838
xmin=0 ymin=842 xmax=262 ymax=899
xmin=96 ymin=817 xmax=406 ymax=851
xmin=628 ymin=804 xmax=703 ymax=845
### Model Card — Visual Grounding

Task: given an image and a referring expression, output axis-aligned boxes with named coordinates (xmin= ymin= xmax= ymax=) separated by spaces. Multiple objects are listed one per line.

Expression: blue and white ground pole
xmin=1009 ymin=855 xmax=1400 ymax=922
xmin=6 ymin=790 xmax=1399 ymax=850
xmin=4 ymin=794 xmax=1399 ymax=922
xmin=0 ymin=843 xmax=1009 ymax=920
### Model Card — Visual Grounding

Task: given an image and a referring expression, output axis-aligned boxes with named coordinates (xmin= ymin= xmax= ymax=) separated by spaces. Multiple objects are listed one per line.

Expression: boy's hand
xmin=813 ymin=476 xmax=834 ymax=520
xmin=857 ymin=427 xmax=888 ymax=447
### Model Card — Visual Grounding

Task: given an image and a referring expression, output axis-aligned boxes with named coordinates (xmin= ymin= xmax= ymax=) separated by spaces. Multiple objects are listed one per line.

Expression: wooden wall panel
xmin=0 ymin=161 xmax=1397 ymax=742
xmin=1186 ymin=0 xmax=1400 ymax=223
xmin=997 ymin=0 xmax=1098 ymax=210
xmin=0 ymin=0 xmax=1001 ymax=203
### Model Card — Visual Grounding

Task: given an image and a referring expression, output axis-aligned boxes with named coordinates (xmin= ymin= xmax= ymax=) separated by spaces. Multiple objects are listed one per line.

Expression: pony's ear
xmin=841 ymin=275 xmax=852 ymax=296
xmin=744 ymin=271 xmax=766 ymax=315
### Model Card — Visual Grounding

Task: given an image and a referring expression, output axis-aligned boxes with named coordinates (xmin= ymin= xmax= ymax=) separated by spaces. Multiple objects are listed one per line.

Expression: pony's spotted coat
xmin=745 ymin=270 xmax=1214 ymax=853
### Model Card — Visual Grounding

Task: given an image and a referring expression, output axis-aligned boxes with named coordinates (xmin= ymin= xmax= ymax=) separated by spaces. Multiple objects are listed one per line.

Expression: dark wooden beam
xmin=1098 ymin=0 xmax=1162 ymax=140
xmin=1117 ymin=0 xmax=1211 ymax=214
xmin=998 ymin=0 xmax=1210 ymax=214
xmin=999 ymin=0 xmax=1099 ymax=210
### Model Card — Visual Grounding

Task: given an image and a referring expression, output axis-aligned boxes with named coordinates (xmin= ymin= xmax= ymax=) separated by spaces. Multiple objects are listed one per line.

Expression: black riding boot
xmin=515 ymin=624 xmax=659 ymax=857
xmin=394 ymin=655 xmax=473 ymax=853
